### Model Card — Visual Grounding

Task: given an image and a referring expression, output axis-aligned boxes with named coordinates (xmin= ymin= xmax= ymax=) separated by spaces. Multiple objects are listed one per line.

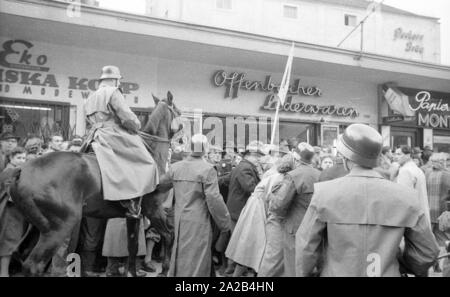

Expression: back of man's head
xmin=297 ymin=143 xmax=315 ymax=163
xmin=400 ymin=145 xmax=412 ymax=155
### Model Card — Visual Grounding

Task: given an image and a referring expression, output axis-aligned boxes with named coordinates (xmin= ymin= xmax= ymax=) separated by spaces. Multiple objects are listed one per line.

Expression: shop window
xmin=283 ymin=4 xmax=298 ymax=19
xmin=216 ymin=0 xmax=232 ymax=10
xmin=275 ymin=121 xmax=316 ymax=148
xmin=0 ymin=97 xmax=72 ymax=143
xmin=390 ymin=127 xmax=418 ymax=149
xmin=345 ymin=14 xmax=357 ymax=27
xmin=433 ymin=134 xmax=450 ymax=154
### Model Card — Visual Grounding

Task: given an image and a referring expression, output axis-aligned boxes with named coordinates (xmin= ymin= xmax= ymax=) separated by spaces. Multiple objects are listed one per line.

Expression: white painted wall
xmin=144 ymin=0 xmax=441 ymax=63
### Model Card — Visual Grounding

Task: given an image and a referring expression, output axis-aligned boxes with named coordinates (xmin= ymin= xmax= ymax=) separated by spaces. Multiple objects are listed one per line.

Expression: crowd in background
xmin=0 ymin=129 xmax=449 ymax=277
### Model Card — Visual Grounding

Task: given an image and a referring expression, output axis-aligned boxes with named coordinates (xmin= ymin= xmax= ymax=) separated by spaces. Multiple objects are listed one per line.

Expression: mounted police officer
xmin=84 ymin=65 xmax=159 ymax=218
xmin=295 ymin=124 xmax=440 ymax=277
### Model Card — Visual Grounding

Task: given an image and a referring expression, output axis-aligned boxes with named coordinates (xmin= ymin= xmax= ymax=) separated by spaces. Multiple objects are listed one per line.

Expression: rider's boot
xmin=125 ymin=216 xmax=146 ymax=277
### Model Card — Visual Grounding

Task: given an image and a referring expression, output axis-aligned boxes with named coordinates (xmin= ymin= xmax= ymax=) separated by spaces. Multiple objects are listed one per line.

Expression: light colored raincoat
xmin=84 ymin=82 xmax=159 ymax=201
xmin=167 ymin=156 xmax=231 ymax=277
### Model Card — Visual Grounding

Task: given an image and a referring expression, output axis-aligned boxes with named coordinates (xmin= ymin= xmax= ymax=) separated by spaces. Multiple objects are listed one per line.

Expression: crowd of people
xmin=1 ymin=65 xmax=449 ymax=278
xmin=158 ymin=128 xmax=450 ymax=277
xmin=1 ymin=125 xmax=450 ymax=277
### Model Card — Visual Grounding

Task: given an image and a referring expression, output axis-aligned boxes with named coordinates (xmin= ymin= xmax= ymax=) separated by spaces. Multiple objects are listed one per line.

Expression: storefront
xmin=379 ymin=84 xmax=450 ymax=153
xmin=0 ymin=37 xmax=378 ymax=149
xmin=0 ymin=37 xmax=153 ymax=140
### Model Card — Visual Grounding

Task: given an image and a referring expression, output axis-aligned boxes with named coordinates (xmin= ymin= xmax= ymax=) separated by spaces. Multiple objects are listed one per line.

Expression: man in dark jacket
xmin=269 ymin=142 xmax=320 ymax=276
xmin=226 ymin=141 xmax=263 ymax=226
xmin=224 ymin=141 xmax=264 ymax=275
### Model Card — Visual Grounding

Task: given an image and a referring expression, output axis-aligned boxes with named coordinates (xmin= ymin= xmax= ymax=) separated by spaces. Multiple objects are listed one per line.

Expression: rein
xmin=138 ymin=131 xmax=170 ymax=144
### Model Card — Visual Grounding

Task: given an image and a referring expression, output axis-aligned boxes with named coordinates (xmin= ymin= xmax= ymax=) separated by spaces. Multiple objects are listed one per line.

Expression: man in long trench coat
xmin=295 ymin=124 xmax=440 ymax=277
xmin=161 ymin=134 xmax=231 ymax=276
xmin=84 ymin=65 xmax=159 ymax=216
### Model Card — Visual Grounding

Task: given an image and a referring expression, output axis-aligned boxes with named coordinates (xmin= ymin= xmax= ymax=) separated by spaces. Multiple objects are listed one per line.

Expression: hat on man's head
xmin=297 ymin=142 xmax=315 ymax=162
xmin=266 ymin=144 xmax=290 ymax=155
xmin=0 ymin=132 xmax=20 ymax=141
xmin=412 ymin=147 xmax=423 ymax=154
xmin=208 ymin=145 xmax=223 ymax=153
xmin=245 ymin=141 xmax=265 ymax=156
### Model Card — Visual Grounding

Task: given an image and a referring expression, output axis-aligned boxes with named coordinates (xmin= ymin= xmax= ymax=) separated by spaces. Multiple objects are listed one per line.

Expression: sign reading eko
xmin=0 ymin=39 xmax=140 ymax=100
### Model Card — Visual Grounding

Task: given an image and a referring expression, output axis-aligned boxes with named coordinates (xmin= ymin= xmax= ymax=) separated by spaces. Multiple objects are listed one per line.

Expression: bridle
xmin=139 ymin=100 xmax=182 ymax=144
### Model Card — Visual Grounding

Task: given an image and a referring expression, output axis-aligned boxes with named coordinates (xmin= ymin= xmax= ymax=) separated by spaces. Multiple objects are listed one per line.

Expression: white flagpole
xmin=270 ymin=100 xmax=281 ymax=145
xmin=271 ymin=42 xmax=295 ymax=145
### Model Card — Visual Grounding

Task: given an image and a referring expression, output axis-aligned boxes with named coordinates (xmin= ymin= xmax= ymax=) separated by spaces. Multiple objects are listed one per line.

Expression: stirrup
xmin=125 ymin=212 xmax=142 ymax=220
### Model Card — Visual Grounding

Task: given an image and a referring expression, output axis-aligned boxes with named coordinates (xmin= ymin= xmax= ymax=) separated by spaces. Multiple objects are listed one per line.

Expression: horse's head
xmin=145 ymin=91 xmax=183 ymax=139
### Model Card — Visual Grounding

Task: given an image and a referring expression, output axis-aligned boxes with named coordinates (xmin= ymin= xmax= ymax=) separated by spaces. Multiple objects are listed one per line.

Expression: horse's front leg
xmin=125 ymin=217 xmax=140 ymax=277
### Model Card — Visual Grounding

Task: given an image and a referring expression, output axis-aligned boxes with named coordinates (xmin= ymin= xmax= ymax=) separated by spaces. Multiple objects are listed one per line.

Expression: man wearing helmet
xmin=84 ymin=66 xmax=159 ymax=217
xmin=295 ymin=124 xmax=439 ymax=277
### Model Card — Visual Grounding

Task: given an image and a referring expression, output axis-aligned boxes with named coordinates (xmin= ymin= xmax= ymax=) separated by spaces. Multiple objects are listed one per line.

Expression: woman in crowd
xmin=102 ymin=218 xmax=147 ymax=277
xmin=225 ymin=152 xmax=289 ymax=277
xmin=225 ymin=147 xmax=278 ymax=277
xmin=258 ymin=153 xmax=298 ymax=277
xmin=319 ymin=155 xmax=334 ymax=171
xmin=0 ymin=147 xmax=28 ymax=277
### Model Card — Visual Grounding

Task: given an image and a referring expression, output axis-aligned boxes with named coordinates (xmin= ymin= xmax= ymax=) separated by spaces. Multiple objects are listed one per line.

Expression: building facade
xmin=143 ymin=0 xmax=441 ymax=64
xmin=1 ymin=0 xmax=450 ymax=152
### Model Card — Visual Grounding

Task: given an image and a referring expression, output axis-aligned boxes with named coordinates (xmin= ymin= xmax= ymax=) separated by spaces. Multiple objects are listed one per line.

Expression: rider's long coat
xmin=84 ymin=83 xmax=159 ymax=201
xmin=167 ymin=156 xmax=231 ymax=277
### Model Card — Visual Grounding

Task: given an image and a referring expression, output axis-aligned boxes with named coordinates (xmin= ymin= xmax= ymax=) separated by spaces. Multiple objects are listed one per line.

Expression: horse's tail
xmin=8 ymin=168 xmax=52 ymax=233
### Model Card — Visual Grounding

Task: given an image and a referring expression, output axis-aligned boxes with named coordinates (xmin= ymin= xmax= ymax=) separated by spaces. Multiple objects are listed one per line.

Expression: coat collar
xmin=346 ymin=166 xmax=384 ymax=179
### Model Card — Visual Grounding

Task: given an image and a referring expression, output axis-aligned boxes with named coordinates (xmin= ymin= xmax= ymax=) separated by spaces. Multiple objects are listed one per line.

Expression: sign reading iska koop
xmin=382 ymin=85 xmax=450 ymax=129
xmin=212 ymin=70 xmax=359 ymax=119
xmin=0 ymin=39 xmax=140 ymax=101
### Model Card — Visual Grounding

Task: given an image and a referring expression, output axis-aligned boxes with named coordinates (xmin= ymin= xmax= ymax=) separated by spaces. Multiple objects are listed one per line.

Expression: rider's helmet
xmin=336 ymin=124 xmax=382 ymax=169
xmin=99 ymin=65 xmax=122 ymax=80
xmin=208 ymin=145 xmax=223 ymax=154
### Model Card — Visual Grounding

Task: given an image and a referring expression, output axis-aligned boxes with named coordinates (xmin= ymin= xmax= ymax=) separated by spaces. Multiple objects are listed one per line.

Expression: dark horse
xmin=1 ymin=91 xmax=180 ymax=276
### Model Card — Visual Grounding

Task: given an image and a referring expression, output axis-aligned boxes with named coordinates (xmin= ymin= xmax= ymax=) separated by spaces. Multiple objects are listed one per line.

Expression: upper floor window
xmin=216 ymin=0 xmax=232 ymax=10
xmin=283 ymin=4 xmax=298 ymax=19
xmin=345 ymin=14 xmax=357 ymax=27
